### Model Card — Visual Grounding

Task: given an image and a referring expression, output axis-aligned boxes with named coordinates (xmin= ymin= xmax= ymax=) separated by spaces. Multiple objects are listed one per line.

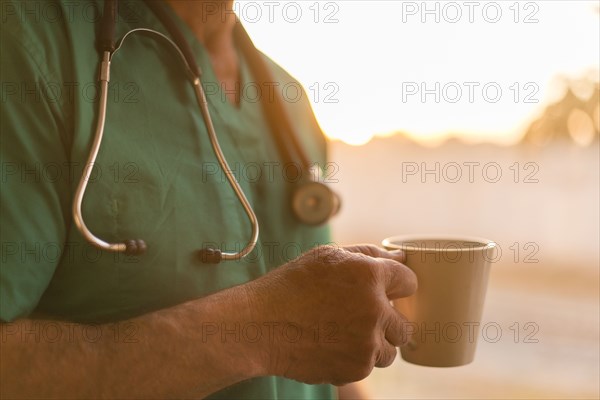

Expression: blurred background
xmin=243 ymin=1 xmax=599 ymax=398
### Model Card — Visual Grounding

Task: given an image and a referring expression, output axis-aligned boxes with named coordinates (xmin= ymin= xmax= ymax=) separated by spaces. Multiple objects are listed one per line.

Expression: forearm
xmin=0 ymin=284 xmax=267 ymax=399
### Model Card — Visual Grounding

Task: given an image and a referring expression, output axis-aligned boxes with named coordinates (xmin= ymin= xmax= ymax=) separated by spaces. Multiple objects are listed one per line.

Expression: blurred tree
xmin=523 ymin=75 xmax=599 ymax=146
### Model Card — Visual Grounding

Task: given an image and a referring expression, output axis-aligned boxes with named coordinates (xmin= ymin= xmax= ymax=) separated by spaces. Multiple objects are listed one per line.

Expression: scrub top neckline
xmin=158 ymin=4 xmax=250 ymax=116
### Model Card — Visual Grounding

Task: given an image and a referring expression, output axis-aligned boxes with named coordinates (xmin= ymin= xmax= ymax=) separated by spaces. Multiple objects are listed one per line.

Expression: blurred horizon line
xmin=326 ymin=74 xmax=600 ymax=148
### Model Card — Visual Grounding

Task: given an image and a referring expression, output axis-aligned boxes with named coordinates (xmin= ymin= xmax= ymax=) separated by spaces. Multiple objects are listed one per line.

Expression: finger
xmin=375 ymin=341 xmax=398 ymax=368
xmin=344 ymin=244 xmax=406 ymax=263
xmin=382 ymin=307 xmax=413 ymax=347
xmin=370 ymin=257 xmax=417 ymax=299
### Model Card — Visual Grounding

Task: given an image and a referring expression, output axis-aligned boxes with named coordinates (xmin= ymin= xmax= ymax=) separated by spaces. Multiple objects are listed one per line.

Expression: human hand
xmin=246 ymin=244 xmax=417 ymax=385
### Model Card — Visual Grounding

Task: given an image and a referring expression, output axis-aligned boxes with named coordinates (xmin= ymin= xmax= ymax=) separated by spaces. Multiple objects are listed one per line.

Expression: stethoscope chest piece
xmin=292 ymin=181 xmax=341 ymax=226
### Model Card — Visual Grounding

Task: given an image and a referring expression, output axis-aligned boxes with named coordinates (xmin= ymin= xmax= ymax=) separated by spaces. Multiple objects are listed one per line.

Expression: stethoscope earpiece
xmin=124 ymin=239 xmax=148 ymax=256
xmin=197 ymin=248 xmax=223 ymax=264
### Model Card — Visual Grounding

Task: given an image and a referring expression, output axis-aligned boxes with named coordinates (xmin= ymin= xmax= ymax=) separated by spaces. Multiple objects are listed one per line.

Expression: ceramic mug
xmin=383 ymin=235 xmax=496 ymax=367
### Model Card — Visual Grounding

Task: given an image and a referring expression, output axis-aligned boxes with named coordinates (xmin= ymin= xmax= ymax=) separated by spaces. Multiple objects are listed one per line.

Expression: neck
xmin=163 ymin=0 xmax=241 ymax=106
xmin=164 ymin=0 xmax=236 ymax=54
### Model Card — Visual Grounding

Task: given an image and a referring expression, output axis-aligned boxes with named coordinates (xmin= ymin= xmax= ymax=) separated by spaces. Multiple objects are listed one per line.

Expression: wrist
xmin=241 ymin=277 xmax=287 ymax=377
xmin=180 ymin=283 xmax=272 ymax=383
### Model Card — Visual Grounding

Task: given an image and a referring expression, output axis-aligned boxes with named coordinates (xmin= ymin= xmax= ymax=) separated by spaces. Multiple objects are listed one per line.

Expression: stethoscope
xmin=73 ymin=0 xmax=340 ymax=264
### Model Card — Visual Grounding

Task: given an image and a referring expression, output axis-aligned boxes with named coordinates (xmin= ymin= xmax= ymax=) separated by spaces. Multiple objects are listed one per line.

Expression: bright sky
xmin=240 ymin=0 xmax=599 ymax=145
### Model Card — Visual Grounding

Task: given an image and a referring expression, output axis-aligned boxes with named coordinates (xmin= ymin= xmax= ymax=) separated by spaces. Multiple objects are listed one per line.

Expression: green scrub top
xmin=1 ymin=1 xmax=335 ymax=398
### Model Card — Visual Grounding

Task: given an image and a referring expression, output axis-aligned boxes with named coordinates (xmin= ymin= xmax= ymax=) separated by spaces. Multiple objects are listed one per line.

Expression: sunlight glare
xmin=240 ymin=1 xmax=600 ymax=145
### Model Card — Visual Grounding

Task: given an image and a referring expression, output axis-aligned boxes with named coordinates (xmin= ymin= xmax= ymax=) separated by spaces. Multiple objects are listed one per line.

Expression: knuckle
xmin=377 ymin=346 xmax=398 ymax=368
xmin=346 ymin=257 xmax=380 ymax=286
xmin=353 ymin=364 xmax=374 ymax=382
xmin=313 ymin=244 xmax=347 ymax=265
xmin=411 ymin=272 xmax=419 ymax=292
xmin=335 ymin=365 xmax=372 ymax=385
xmin=399 ymin=320 xmax=417 ymax=345
xmin=330 ymin=345 xmax=376 ymax=384
xmin=355 ymin=337 xmax=379 ymax=363
xmin=353 ymin=308 xmax=382 ymax=333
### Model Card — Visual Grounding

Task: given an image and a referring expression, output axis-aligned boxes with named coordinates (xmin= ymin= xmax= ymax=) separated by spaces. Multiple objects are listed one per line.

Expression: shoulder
xmin=262 ymin=54 xmax=309 ymax=105
xmin=0 ymin=0 xmax=99 ymax=60
xmin=260 ymin=52 xmax=329 ymax=164
xmin=0 ymin=0 xmax=102 ymax=124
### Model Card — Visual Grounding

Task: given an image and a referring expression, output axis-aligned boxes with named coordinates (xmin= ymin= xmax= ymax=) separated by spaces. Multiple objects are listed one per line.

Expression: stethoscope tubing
xmin=73 ymin=26 xmax=259 ymax=260
xmin=72 ymin=0 xmax=339 ymax=263
xmin=72 ymin=51 xmax=128 ymax=253
xmin=191 ymin=79 xmax=259 ymax=261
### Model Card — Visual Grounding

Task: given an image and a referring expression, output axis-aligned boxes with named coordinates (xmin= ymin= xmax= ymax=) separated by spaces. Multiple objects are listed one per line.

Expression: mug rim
xmin=382 ymin=234 xmax=497 ymax=252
